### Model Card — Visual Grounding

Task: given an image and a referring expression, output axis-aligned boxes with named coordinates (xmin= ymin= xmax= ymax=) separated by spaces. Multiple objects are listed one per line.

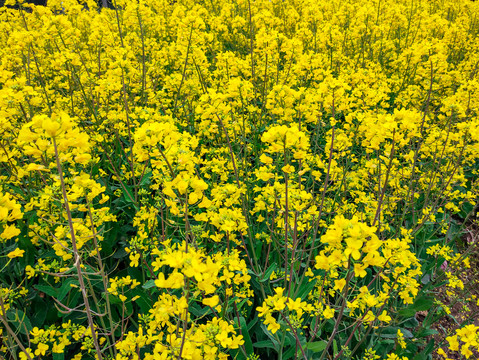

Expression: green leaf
xmin=416 ymin=328 xmax=438 ymax=338
xmin=253 ymin=340 xmax=278 ymax=350
xmin=399 ymin=295 xmax=434 ymax=317
xmin=30 ymin=298 xmax=48 ymax=327
xmin=189 ymin=302 xmax=210 ymax=317
xmin=254 ymin=241 xmax=262 ymax=261
xmin=113 ymin=247 xmax=128 ymax=259
xmin=402 ymin=317 xmax=419 ymax=328
xmin=423 ymin=339 xmax=435 ymax=355
xmin=142 ymin=279 xmax=156 ymax=289
xmin=259 ymin=323 xmax=281 ymax=350
xmin=58 ymin=279 xmax=79 ymax=302
xmin=296 ymin=278 xmax=317 ymax=301
xmin=305 ymin=340 xmax=327 ymax=353
xmin=247 ymin=316 xmax=258 ymax=332
xmin=412 ymin=296 xmax=434 ymax=311
xmin=421 ymin=274 xmax=431 ymax=285
xmin=35 ymin=284 xmax=59 ymax=298
xmin=398 ymin=307 xmax=416 ymax=317
xmin=239 ymin=317 xmax=254 ymax=355
xmin=53 ymin=353 xmax=65 ymax=360
xmin=412 ymin=352 xmax=427 ymax=360
xmin=122 ymin=184 xmax=136 ymax=205
xmin=139 ymin=171 xmax=152 ymax=186
xmin=379 ymin=327 xmax=413 ymax=338
xmin=283 ymin=345 xmax=297 ymax=360
xmin=133 ymin=290 xmax=152 ymax=314
xmin=6 ymin=309 xmax=32 ymax=335
xmin=259 ymin=263 xmax=277 ymax=282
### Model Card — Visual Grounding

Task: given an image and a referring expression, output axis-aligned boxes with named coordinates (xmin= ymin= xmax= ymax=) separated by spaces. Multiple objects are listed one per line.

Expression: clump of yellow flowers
xmin=1 ymin=0 xmax=479 ymax=359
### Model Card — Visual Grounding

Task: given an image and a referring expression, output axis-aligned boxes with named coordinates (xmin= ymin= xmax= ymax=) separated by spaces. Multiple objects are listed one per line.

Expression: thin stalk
xmin=373 ymin=130 xmax=396 ymax=228
xmin=177 ymin=279 xmax=190 ymax=360
xmin=87 ymin=203 xmax=117 ymax=357
xmin=0 ymin=297 xmax=33 ymax=360
xmin=284 ymin=161 xmax=289 ymax=290
xmin=173 ymin=27 xmax=194 ymax=115
xmin=137 ymin=5 xmax=147 ymax=105
xmin=247 ymin=0 xmax=256 ymax=98
xmin=281 ymin=311 xmax=308 ymax=360
xmin=318 ymin=267 xmax=354 ymax=360
xmin=53 ymin=138 xmax=103 ymax=360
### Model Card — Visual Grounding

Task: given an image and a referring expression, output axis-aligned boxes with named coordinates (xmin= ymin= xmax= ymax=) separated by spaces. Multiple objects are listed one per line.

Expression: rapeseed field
xmin=1 ymin=0 xmax=478 ymax=358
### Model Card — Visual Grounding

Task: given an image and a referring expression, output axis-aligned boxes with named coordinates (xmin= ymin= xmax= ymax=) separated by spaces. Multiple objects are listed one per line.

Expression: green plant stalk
xmin=413 ymin=144 xmax=465 ymax=236
xmin=396 ymin=56 xmax=434 ymax=236
xmin=53 ymin=138 xmax=104 ymax=360
xmin=0 ymin=296 xmax=33 ymax=360
xmin=177 ymin=279 xmax=190 ymax=360
xmin=280 ymin=310 xmax=308 ymax=360
xmin=301 ymin=122 xmax=335 ymax=279
xmin=137 ymin=5 xmax=148 ymax=106
xmin=373 ymin=130 xmax=395 ymax=228
xmin=318 ymin=266 xmax=354 ymax=360
xmin=87 ymin=202 xmax=117 ymax=358
xmin=284 ymin=157 xmax=289 ymax=291
xmin=173 ymin=26 xmax=193 ymax=115
xmin=232 ymin=300 xmax=248 ymax=358
xmin=215 ymin=112 xmax=262 ymax=275
xmin=247 ymin=0 xmax=256 ymax=98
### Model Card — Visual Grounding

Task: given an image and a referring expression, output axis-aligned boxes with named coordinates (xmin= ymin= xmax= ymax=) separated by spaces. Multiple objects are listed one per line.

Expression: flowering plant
xmin=1 ymin=0 xmax=478 ymax=359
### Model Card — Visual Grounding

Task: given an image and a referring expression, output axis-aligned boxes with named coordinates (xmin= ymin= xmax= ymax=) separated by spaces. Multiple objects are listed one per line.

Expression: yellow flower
xmin=202 ymin=295 xmax=220 ymax=308
xmin=1 ymin=224 xmax=21 ymax=240
xmin=19 ymin=348 xmax=34 ymax=360
xmin=378 ymin=310 xmax=391 ymax=323
xmin=7 ymin=248 xmax=25 ymax=259
xmin=129 ymin=252 xmax=141 ymax=267
xmin=35 ymin=342 xmax=49 ymax=356
xmin=354 ymin=262 xmax=368 ymax=278
xmin=281 ymin=164 xmax=295 ymax=174
xmin=259 ymin=154 xmax=273 ymax=164
xmin=323 ymin=306 xmax=335 ymax=319
xmin=334 ymin=279 xmax=346 ymax=292
xmin=437 ymin=348 xmax=446 ymax=357
xmin=25 ymin=265 xmax=36 ymax=279
xmin=52 ymin=342 xmax=65 ymax=353
xmin=263 ymin=314 xmax=280 ymax=334
xmin=41 ymin=117 xmax=62 ymax=137
xmin=397 ymin=329 xmax=406 ymax=349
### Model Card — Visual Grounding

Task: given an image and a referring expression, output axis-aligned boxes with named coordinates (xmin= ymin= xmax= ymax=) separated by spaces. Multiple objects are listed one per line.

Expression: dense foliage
xmin=1 ymin=0 xmax=479 ymax=359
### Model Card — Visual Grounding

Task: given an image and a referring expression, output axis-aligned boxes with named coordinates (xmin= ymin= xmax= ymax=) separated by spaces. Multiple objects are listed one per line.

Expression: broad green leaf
xmin=296 ymin=279 xmax=317 ymax=301
xmin=283 ymin=345 xmax=297 ymax=360
xmin=305 ymin=340 xmax=327 ymax=353
xmin=412 ymin=296 xmax=434 ymax=311
xmin=142 ymin=279 xmax=156 ymax=289
xmin=6 ymin=310 xmax=32 ymax=335
xmin=35 ymin=285 xmax=59 ymax=298
xmin=253 ymin=340 xmax=278 ymax=350
xmin=58 ymin=279 xmax=79 ymax=302
xmin=122 ymin=184 xmax=136 ymax=205
xmin=239 ymin=316 xmax=254 ymax=355
xmin=53 ymin=353 xmax=65 ymax=360
xmin=139 ymin=171 xmax=152 ymax=186
xmin=379 ymin=327 xmax=413 ymax=338
xmin=402 ymin=316 xmax=419 ymax=328
xmin=259 ymin=263 xmax=277 ymax=282
xmin=416 ymin=328 xmax=438 ymax=338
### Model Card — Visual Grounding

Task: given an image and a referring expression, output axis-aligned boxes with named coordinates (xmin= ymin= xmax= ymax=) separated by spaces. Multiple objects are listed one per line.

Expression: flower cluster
xmin=0 ymin=0 xmax=478 ymax=359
